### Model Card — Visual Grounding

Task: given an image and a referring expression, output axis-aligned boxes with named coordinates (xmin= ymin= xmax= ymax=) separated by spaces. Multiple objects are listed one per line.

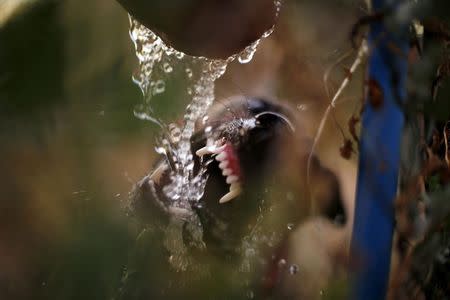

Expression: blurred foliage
xmin=0 ymin=0 xmax=63 ymax=131
xmin=0 ymin=1 xmax=151 ymax=299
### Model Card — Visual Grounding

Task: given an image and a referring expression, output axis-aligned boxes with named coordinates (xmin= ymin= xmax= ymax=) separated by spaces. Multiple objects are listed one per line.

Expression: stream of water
xmin=129 ymin=7 xmax=279 ymax=209
xmin=128 ymin=0 xmax=282 ymax=272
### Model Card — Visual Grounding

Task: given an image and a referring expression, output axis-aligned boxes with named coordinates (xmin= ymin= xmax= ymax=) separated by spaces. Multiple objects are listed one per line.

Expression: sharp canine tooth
xmin=219 ymin=186 xmax=241 ymax=204
xmin=230 ymin=182 xmax=240 ymax=191
xmin=226 ymin=175 xmax=238 ymax=184
xmin=219 ymin=161 xmax=229 ymax=169
xmin=213 ymin=144 xmax=226 ymax=153
xmin=149 ymin=163 xmax=168 ymax=182
xmin=196 ymin=143 xmax=225 ymax=157
xmin=196 ymin=146 xmax=212 ymax=157
xmin=222 ymin=168 xmax=232 ymax=176
xmin=216 ymin=151 xmax=227 ymax=161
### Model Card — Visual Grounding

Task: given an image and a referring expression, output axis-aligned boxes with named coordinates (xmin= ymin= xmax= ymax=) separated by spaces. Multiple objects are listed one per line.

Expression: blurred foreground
xmin=1 ymin=1 xmax=448 ymax=299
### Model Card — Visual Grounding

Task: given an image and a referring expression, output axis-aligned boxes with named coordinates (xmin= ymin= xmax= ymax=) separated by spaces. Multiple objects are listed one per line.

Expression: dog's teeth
xmin=216 ymin=151 xmax=227 ymax=161
xmin=226 ymin=175 xmax=239 ymax=184
xmin=222 ymin=168 xmax=232 ymax=176
xmin=196 ymin=146 xmax=218 ymax=157
xmin=219 ymin=185 xmax=241 ymax=204
xmin=149 ymin=163 xmax=168 ymax=182
xmin=219 ymin=161 xmax=229 ymax=169
xmin=230 ymin=182 xmax=240 ymax=191
xmin=196 ymin=143 xmax=225 ymax=157
xmin=195 ymin=146 xmax=212 ymax=157
xmin=213 ymin=144 xmax=226 ymax=154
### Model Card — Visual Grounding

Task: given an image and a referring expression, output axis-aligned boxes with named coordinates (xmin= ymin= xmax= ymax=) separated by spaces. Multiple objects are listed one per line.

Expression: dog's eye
xmin=254 ymin=111 xmax=295 ymax=132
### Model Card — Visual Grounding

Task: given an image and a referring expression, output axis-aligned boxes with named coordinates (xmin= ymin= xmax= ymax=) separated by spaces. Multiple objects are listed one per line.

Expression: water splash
xmin=129 ymin=15 xmax=279 ymax=207
xmin=130 ymin=17 xmax=232 ymax=207
xmin=128 ymin=0 xmax=282 ymax=270
xmin=287 ymin=223 xmax=294 ymax=230
xmin=237 ymin=39 xmax=262 ymax=64
xmin=289 ymin=264 xmax=299 ymax=275
xmin=237 ymin=6 xmax=278 ymax=65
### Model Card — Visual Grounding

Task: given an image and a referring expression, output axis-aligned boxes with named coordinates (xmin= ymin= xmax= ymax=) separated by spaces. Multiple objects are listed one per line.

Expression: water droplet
xmin=289 ymin=264 xmax=299 ymax=275
xmin=297 ymin=104 xmax=308 ymax=111
xmin=185 ymin=68 xmax=193 ymax=78
xmin=262 ymin=26 xmax=275 ymax=38
xmin=153 ymin=80 xmax=166 ymax=94
xmin=193 ymin=202 xmax=203 ymax=209
xmin=155 ymin=147 xmax=166 ymax=155
xmin=274 ymin=0 xmax=283 ymax=16
xmin=278 ymin=259 xmax=287 ymax=267
xmin=163 ymin=62 xmax=173 ymax=73
xmin=169 ymin=123 xmax=182 ymax=143
xmin=238 ymin=40 xmax=260 ymax=64
xmin=287 ymin=223 xmax=294 ymax=230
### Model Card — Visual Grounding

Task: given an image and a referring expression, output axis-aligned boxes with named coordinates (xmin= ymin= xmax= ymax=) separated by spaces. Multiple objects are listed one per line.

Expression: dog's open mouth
xmin=196 ymin=140 xmax=242 ymax=203
xmin=143 ymin=97 xmax=299 ymax=213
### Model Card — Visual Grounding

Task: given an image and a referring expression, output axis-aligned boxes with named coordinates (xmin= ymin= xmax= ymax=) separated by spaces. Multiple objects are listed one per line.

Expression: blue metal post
xmin=350 ymin=0 xmax=410 ymax=299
